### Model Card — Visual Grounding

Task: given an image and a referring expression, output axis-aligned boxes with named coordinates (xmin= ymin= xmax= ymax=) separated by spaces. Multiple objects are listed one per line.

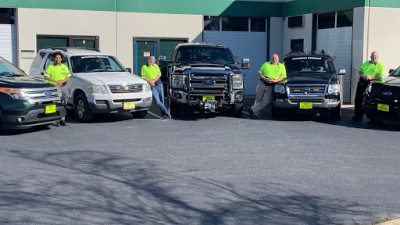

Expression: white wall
xmin=115 ymin=12 xmax=203 ymax=69
xmin=269 ymin=17 xmax=283 ymax=58
xmin=17 ymin=8 xmax=118 ymax=71
xmin=282 ymin=13 xmax=313 ymax=55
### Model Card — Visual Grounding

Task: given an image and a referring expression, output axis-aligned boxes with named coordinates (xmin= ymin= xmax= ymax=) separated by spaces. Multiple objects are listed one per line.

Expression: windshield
xmin=284 ymin=56 xmax=336 ymax=74
xmin=175 ymin=47 xmax=235 ymax=64
xmin=70 ymin=55 xmax=126 ymax=73
xmin=0 ymin=58 xmax=25 ymax=77
xmin=391 ymin=67 xmax=400 ymax=77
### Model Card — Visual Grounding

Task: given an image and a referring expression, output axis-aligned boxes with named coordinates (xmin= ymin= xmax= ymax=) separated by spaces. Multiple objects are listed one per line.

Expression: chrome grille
xmin=189 ymin=73 xmax=228 ymax=96
xmin=288 ymin=85 xmax=326 ymax=95
xmin=108 ymin=84 xmax=143 ymax=93
xmin=23 ymin=87 xmax=60 ymax=103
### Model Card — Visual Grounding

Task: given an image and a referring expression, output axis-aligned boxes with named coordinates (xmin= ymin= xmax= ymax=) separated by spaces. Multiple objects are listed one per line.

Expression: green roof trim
xmin=284 ymin=0 xmax=366 ymax=17
xmin=370 ymin=0 xmax=400 ymax=8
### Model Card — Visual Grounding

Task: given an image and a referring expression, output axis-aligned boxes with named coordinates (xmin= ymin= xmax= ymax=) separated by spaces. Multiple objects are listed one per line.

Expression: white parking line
xmin=148 ymin=111 xmax=163 ymax=119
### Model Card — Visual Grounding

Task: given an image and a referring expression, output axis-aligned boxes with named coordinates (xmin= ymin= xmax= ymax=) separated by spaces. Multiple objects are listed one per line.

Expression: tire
xmin=74 ymin=94 xmax=93 ymax=122
xmin=131 ymin=110 xmax=147 ymax=118
xmin=330 ymin=103 xmax=341 ymax=120
xmin=230 ymin=103 xmax=243 ymax=118
xmin=271 ymin=103 xmax=282 ymax=118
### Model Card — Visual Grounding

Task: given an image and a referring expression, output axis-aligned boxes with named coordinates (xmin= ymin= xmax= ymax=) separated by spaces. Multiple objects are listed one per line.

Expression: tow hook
xmin=203 ymin=99 xmax=216 ymax=112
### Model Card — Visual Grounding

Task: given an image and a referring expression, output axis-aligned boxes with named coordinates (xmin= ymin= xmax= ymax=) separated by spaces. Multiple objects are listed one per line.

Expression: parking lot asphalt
xmin=1 ymin=96 xmax=399 ymax=225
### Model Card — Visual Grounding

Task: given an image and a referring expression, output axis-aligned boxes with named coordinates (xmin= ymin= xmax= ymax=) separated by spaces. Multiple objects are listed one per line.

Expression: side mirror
xmin=126 ymin=68 xmax=132 ymax=73
xmin=240 ymin=58 xmax=250 ymax=69
xmin=158 ymin=56 xmax=167 ymax=67
xmin=389 ymin=69 xmax=395 ymax=74
xmin=338 ymin=69 xmax=346 ymax=75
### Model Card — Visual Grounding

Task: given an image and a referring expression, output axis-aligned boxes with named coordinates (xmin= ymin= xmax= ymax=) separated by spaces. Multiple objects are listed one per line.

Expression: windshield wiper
xmin=6 ymin=74 xmax=25 ymax=77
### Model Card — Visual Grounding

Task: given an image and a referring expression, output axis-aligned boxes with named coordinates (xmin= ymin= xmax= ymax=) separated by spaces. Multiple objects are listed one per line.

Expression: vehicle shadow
xmin=1 ymin=149 xmax=374 ymax=225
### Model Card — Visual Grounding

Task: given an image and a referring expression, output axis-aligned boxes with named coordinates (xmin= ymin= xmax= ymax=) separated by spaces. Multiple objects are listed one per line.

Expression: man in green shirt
xmin=141 ymin=56 xmax=171 ymax=121
xmin=44 ymin=52 xmax=71 ymax=126
xmin=353 ymin=51 xmax=384 ymax=120
xmin=249 ymin=54 xmax=287 ymax=119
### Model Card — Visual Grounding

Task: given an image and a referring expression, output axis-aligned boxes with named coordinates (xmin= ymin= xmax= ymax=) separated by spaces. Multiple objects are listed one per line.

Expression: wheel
xmin=230 ymin=103 xmax=243 ymax=118
xmin=330 ymin=103 xmax=341 ymax=120
xmin=131 ymin=110 xmax=147 ymax=118
xmin=74 ymin=94 xmax=93 ymax=122
xmin=271 ymin=103 xmax=282 ymax=118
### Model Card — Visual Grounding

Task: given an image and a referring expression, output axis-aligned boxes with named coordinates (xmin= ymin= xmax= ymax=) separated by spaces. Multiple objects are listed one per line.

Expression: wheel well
xmin=73 ymin=89 xmax=86 ymax=103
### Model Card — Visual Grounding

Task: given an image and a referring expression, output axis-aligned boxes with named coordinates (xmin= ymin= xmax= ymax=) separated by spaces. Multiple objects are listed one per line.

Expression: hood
xmin=0 ymin=76 xmax=53 ymax=88
xmin=74 ymin=72 xmax=147 ymax=85
xmin=286 ymin=73 xmax=336 ymax=84
xmin=383 ymin=76 xmax=400 ymax=87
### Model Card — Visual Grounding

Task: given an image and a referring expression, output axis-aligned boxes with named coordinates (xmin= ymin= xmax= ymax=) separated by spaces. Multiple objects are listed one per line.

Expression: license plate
xmin=377 ymin=103 xmax=389 ymax=112
xmin=123 ymin=102 xmax=135 ymax=110
xmin=202 ymin=95 xmax=215 ymax=102
xmin=45 ymin=105 xmax=56 ymax=114
xmin=299 ymin=102 xmax=313 ymax=109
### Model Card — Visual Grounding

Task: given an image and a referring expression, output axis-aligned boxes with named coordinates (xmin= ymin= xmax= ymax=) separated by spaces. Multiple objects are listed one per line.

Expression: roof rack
xmin=43 ymin=46 xmax=100 ymax=52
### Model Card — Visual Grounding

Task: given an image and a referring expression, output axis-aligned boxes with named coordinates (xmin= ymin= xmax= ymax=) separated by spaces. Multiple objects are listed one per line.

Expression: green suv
xmin=0 ymin=56 xmax=66 ymax=130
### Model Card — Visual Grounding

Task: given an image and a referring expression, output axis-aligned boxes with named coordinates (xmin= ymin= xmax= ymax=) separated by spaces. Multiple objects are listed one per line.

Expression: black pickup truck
xmin=0 ymin=56 xmax=66 ymax=130
xmin=161 ymin=43 xmax=249 ymax=117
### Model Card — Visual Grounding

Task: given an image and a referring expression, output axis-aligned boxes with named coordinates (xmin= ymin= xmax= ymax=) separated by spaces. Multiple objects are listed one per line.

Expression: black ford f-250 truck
xmin=161 ymin=43 xmax=249 ymax=117
xmin=0 ymin=56 xmax=66 ymax=130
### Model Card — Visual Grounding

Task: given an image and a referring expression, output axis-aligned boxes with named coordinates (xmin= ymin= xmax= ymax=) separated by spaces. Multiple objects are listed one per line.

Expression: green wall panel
xmin=370 ymin=0 xmax=400 ymax=8
xmin=284 ymin=0 xmax=366 ymax=17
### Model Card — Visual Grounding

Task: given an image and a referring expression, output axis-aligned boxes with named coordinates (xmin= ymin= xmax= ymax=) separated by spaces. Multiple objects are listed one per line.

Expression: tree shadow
xmin=0 ymin=149 xmax=375 ymax=224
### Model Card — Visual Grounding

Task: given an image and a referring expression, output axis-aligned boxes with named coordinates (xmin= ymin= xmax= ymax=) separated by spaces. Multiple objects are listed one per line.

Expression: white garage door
xmin=316 ymin=27 xmax=352 ymax=103
xmin=204 ymin=31 xmax=267 ymax=95
xmin=0 ymin=24 xmax=17 ymax=64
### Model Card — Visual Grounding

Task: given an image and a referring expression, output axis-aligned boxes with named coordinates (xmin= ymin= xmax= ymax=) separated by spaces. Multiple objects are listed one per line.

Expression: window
xmin=31 ymin=52 xmax=46 ymax=68
xmin=251 ymin=18 xmax=266 ymax=32
xmin=288 ymin=16 xmax=303 ymax=28
xmin=36 ymin=35 xmax=99 ymax=52
xmin=290 ymin=39 xmax=304 ymax=52
xmin=318 ymin=12 xmax=335 ymax=29
xmin=337 ymin=10 xmax=353 ymax=27
xmin=204 ymin=16 xmax=220 ymax=31
xmin=0 ymin=8 xmax=14 ymax=24
xmin=221 ymin=17 xmax=248 ymax=31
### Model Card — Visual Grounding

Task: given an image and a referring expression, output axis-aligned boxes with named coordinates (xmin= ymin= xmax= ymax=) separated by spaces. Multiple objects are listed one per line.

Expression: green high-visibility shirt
xmin=44 ymin=64 xmax=71 ymax=85
xmin=141 ymin=64 xmax=161 ymax=80
xmin=258 ymin=62 xmax=287 ymax=80
xmin=359 ymin=60 xmax=384 ymax=83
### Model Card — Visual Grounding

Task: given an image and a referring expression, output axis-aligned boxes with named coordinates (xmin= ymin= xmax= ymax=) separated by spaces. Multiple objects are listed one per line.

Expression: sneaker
xmin=60 ymin=120 xmax=67 ymax=126
xmin=248 ymin=107 xmax=258 ymax=119
xmin=162 ymin=115 xmax=170 ymax=121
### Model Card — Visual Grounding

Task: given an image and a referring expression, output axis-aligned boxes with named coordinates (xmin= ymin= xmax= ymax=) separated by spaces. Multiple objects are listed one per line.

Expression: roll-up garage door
xmin=0 ymin=24 xmax=17 ymax=64
xmin=204 ymin=31 xmax=267 ymax=95
xmin=316 ymin=27 xmax=352 ymax=103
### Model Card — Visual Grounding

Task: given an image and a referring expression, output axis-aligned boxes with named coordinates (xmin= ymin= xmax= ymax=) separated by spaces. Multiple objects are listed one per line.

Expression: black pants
xmin=354 ymin=81 xmax=369 ymax=118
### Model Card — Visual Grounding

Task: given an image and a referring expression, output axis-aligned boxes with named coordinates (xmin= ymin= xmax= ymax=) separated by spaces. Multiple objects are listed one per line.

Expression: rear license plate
xmin=377 ymin=103 xmax=389 ymax=112
xmin=299 ymin=102 xmax=313 ymax=109
xmin=123 ymin=102 xmax=135 ymax=110
xmin=45 ymin=105 xmax=56 ymax=114
xmin=202 ymin=95 xmax=215 ymax=102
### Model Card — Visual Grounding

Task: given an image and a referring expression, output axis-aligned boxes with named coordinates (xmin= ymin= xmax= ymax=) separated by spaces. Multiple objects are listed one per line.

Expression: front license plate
xmin=202 ymin=95 xmax=215 ymax=102
xmin=123 ymin=102 xmax=135 ymax=110
xmin=377 ymin=103 xmax=389 ymax=112
xmin=299 ymin=102 xmax=313 ymax=109
xmin=45 ymin=105 xmax=56 ymax=114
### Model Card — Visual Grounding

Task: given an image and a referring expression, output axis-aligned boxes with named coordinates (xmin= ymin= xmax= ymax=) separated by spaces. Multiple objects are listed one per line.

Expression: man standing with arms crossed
xmin=353 ymin=51 xmax=384 ymax=121
xmin=44 ymin=51 xmax=70 ymax=126
xmin=249 ymin=54 xmax=286 ymax=119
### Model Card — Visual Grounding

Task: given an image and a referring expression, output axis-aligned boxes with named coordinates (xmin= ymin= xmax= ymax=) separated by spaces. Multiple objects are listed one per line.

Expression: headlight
xmin=172 ymin=75 xmax=185 ymax=88
xmin=274 ymin=84 xmax=286 ymax=94
xmin=231 ymin=75 xmax=244 ymax=89
xmin=0 ymin=88 xmax=28 ymax=100
xmin=88 ymin=84 xmax=107 ymax=94
xmin=366 ymin=84 xmax=372 ymax=93
xmin=327 ymin=84 xmax=340 ymax=95
xmin=144 ymin=83 xmax=151 ymax=92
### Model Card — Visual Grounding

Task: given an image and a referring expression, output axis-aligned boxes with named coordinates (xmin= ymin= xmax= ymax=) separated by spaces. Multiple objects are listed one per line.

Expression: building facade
xmin=1 ymin=0 xmax=399 ymax=103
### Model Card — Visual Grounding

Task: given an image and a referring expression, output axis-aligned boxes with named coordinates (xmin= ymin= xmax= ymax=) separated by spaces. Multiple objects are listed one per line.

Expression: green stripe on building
xmin=284 ymin=0 xmax=365 ymax=17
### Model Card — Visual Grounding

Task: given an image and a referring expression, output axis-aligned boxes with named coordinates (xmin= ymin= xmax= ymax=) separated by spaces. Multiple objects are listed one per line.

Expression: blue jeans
xmin=151 ymin=84 xmax=169 ymax=117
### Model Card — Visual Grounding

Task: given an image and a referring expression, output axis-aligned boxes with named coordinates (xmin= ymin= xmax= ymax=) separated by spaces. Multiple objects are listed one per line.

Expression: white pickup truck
xmin=29 ymin=48 xmax=152 ymax=122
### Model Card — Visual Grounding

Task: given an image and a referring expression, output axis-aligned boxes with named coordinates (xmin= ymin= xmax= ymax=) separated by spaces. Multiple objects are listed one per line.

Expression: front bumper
xmin=171 ymin=89 xmax=243 ymax=105
xmin=86 ymin=93 xmax=153 ymax=113
xmin=1 ymin=104 xmax=66 ymax=129
xmin=273 ymin=98 xmax=340 ymax=109
xmin=364 ymin=102 xmax=400 ymax=122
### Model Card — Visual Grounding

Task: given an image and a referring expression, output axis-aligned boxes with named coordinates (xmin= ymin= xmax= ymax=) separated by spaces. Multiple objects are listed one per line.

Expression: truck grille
xmin=23 ymin=87 xmax=60 ymax=104
xmin=189 ymin=73 xmax=228 ymax=96
xmin=108 ymin=84 xmax=143 ymax=93
xmin=287 ymin=85 xmax=326 ymax=95
xmin=371 ymin=84 xmax=400 ymax=102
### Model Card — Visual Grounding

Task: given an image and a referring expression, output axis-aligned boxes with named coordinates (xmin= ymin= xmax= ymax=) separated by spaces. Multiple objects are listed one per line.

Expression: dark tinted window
xmin=318 ymin=13 xmax=335 ymax=29
xmin=175 ymin=47 xmax=234 ymax=64
xmin=290 ymin=39 xmax=304 ymax=52
xmin=0 ymin=8 xmax=14 ymax=24
xmin=222 ymin=17 xmax=248 ymax=31
xmin=204 ymin=16 xmax=220 ymax=31
xmin=284 ymin=56 xmax=336 ymax=74
xmin=70 ymin=56 xmax=125 ymax=73
xmin=288 ymin=16 xmax=303 ymax=28
xmin=251 ymin=18 xmax=266 ymax=32
xmin=337 ymin=10 xmax=353 ymax=27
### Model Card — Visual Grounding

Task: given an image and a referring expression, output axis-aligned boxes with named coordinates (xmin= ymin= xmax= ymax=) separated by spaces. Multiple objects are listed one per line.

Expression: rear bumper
xmin=1 ymin=104 xmax=66 ymax=129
